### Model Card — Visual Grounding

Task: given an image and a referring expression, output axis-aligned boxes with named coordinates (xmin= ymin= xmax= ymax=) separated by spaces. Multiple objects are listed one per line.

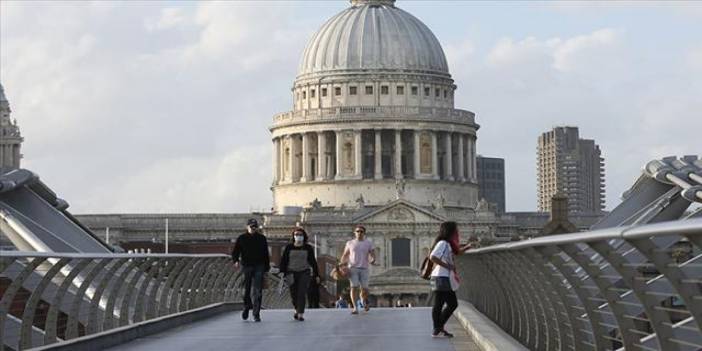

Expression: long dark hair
xmin=290 ymin=227 xmax=309 ymax=244
xmin=432 ymin=221 xmax=457 ymax=249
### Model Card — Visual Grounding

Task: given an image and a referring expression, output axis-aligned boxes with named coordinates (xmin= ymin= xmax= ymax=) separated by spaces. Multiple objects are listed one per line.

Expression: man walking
xmin=231 ymin=218 xmax=270 ymax=322
xmin=340 ymin=224 xmax=375 ymax=314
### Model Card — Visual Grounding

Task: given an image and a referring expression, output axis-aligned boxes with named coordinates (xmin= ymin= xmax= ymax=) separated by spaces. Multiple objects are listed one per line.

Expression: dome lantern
xmin=350 ymin=0 xmax=396 ymax=6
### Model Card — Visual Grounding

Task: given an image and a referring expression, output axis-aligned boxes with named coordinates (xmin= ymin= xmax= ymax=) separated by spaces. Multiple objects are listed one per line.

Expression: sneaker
xmin=298 ymin=315 xmax=305 ymax=322
xmin=241 ymin=308 xmax=249 ymax=321
xmin=293 ymin=313 xmax=299 ymax=321
xmin=431 ymin=329 xmax=441 ymax=338
xmin=253 ymin=315 xmax=261 ymax=322
xmin=440 ymin=330 xmax=454 ymax=338
xmin=350 ymin=309 xmax=359 ymax=315
xmin=363 ymin=302 xmax=370 ymax=312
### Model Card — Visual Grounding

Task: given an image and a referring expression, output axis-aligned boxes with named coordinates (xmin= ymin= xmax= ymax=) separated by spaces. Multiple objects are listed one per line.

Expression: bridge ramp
xmin=106 ymin=307 xmax=474 ymax=351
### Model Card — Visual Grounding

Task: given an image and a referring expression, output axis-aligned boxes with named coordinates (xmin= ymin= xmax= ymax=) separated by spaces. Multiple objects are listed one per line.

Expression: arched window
xmin=391 ymin=238 xmax=411 ymax=267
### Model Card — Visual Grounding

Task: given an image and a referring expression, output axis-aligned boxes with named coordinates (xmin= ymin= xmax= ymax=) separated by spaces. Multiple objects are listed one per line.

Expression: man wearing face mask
xmin=278 ymin=227 xmax=320 ymax=321
xmin=231 ymin=218 xmax=270 ymax=322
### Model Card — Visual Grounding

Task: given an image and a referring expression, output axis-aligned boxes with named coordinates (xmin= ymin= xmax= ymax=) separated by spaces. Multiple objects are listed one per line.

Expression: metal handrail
xmin=457 ymin=217 xmax=702 ymax=351
xmin=0 ymin=253 xmax=289 ymax=350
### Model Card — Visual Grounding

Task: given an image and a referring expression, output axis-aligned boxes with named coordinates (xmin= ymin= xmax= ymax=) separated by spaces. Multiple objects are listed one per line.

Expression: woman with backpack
xmin=278 ymin=227 xmax=320 ymax=321
xmin=429 ymin=221 xmax=472 ymax=338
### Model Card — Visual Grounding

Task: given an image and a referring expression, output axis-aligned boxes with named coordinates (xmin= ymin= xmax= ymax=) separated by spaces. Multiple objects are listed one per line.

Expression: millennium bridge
xmin=1 ymin=156 xmax=701 ymax=351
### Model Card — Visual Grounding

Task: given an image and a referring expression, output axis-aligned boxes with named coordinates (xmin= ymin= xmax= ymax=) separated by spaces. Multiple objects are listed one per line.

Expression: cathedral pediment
xmin=354 ymin=199 xmax=445 ymax=224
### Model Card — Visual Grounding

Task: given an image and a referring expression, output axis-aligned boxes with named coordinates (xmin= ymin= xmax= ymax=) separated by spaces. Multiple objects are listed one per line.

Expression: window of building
xmin=365 ymin=85 xmax=373 ymax=95
xmin=310 ymin=89 xmax=316 ymax=98
xmin=302 ymin=91 xmax=307 ymax=99
xmin=424 ymin=87 xmax=430 ymax=97
xmin=349 ymin=86 xmax=357 ymax=95
xmin=322 ymin=88 xmax=327 ymax=97
xmin=443 ymin=90 xmax=447 ymax=99
xmin=435 ymin=88 xmax=440 ymax=97
xmin=411 ymin=86 xmax=418 ymax=95
xmin=381 ymin=85 xmax=389 ymax=95
xmin=335 ymin=87 xmax=341 ymax=96
xmin=391 ymin=238 xmax=411 ymax=267
xmin=397 ymin=86 xmax=405 ymax=95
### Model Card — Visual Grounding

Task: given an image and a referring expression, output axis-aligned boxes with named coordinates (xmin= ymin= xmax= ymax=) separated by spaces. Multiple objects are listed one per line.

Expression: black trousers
xmin=307 ymin=278 xmax=320 ymax=309
xmin=289 ymin=270 xmax=311 ymax=314
xmin=242 ymin=265 xmax=265 ymax=316
xmin=432 ymin=290 xmax=458 ymax=330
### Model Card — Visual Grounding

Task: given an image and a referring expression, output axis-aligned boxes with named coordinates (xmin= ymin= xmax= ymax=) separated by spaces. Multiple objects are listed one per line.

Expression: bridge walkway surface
xmin=105 ymin=307 xmax=479 ymax=351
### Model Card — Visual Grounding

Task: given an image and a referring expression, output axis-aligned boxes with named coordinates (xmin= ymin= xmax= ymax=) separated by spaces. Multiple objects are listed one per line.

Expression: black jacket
xmin=231 ymin=232 xmax=270 ymax=272
xmin=279 ymin=243 xmax=319 ymax=278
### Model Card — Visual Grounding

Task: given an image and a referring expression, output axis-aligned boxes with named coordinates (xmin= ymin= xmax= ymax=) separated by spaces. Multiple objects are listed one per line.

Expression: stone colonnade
xmin=272 ymin=129 xmax=476 ymax=185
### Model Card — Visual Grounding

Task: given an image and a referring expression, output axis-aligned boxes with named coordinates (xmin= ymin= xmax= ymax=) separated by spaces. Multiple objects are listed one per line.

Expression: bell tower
xmin=0 ymin=83 xmax=23 ymax=173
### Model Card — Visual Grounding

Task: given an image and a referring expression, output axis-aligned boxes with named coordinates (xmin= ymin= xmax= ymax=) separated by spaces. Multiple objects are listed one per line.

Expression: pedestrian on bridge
xmin=429 ymin=221 xmax=472 ymax=338
xmin=231 ymin=218 xmax=270 ymax=322
xmin=340 ymin=224 xmax=376 ymax=315
xmin=279 ymin=227 xmax=320 ymax=321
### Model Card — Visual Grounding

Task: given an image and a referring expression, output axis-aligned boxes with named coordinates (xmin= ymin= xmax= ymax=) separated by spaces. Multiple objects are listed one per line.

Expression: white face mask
xmin=294 ymin=235 xmax=304 ymax=243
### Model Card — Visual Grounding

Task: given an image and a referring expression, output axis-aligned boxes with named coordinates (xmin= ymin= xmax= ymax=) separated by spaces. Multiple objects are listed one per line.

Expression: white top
xmin=430 ymin=240 xmax=453 ymax=277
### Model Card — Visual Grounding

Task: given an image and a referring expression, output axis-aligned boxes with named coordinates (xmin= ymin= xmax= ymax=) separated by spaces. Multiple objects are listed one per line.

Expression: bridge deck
xmin=106 ymin=307 xmax=478 ymax=351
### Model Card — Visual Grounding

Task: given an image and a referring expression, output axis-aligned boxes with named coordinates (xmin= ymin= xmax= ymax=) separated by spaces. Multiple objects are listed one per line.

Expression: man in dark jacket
xmin=231 ymin=218 xmax=270 ymax=322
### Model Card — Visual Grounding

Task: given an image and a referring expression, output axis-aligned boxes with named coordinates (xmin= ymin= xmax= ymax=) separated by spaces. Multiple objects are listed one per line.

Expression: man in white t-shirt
xmin=340 ymin=224 xmax=376 ymax=314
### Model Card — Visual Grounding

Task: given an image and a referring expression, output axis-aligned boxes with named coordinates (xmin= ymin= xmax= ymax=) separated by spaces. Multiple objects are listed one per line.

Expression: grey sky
xmin=1 ymin=1 xmax=700 ymax=213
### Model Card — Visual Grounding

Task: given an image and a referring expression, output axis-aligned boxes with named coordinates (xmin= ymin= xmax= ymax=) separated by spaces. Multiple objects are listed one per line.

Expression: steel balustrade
xmin=0 ymin=252 xmax=289 ymax=351
xmin=456 ymin=218 xmax=702 ymax=351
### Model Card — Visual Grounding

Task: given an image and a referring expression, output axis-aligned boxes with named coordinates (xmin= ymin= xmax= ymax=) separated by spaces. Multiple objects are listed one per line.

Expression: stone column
xmin=431 ymin=131 xmax=439 ymax=179
xmin=413 ymin=130 xmax=421 ymax=178
xmin=286 ymin=135 xmax=294 ymax=183
xmin=301 ymin=133 xmax=310 ymax=182
xmin=471 ymin=136 xmax=477 ymax=181
xmin=374 ymin=129 xmax=382 ymax=180
xmin=291 ymin=135 xmax=300 ymax=182
xmin=335 ymin=130 xmax=343 ymax=180
xmin=354 ymin=130 xmax=362 ymax=178
xmin=457 ymin=133 xmax=465 ymax=182
xmin=465 ymin=134 xmax=472 ymax=182
xmin=394 ymin=129 xmax=402 ymax=179
xmin=278 ymin=136 xmax=284 ymax=183
xmin=444 ymin=132 xmax=453 ymax=181
xmin=272 ymin=138 xmax=279 ymax=184
xmin=317 ymin=131 xmax=327 ymax=180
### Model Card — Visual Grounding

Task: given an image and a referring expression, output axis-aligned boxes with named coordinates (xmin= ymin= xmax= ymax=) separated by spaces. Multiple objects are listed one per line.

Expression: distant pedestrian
xmin=279 ymin=227 xmax=320 ymax=321
xmin=340 ymin=224 xmax=376 ymax=314
xmin=429 ymin=221 xmax=472 ymax=338
xmin=335 ymin=296 xmax=348 ymax=309
xmin=231 ymin=218 xmax=270 ymax=322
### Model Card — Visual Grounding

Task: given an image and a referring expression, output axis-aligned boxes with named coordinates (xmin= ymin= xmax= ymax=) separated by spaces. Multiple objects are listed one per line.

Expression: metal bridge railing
xmin=456 ymin=218 xmax=702 ymax=351
xmin=0 ymin=252 xmax=288 ymax=351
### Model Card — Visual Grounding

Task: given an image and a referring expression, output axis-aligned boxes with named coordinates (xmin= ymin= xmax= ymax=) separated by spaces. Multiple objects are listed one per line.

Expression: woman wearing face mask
xmin=279 ymin=227 xmax=320 ymax=321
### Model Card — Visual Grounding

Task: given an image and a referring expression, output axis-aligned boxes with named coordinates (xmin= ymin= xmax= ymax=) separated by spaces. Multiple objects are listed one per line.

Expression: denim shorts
xmin=349 ymin=267 xmax=370 ymax=289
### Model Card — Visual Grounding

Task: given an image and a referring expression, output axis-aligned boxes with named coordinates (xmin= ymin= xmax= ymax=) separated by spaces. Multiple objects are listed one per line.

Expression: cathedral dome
xmin=297 ymin=0 xmax=450 ymax=79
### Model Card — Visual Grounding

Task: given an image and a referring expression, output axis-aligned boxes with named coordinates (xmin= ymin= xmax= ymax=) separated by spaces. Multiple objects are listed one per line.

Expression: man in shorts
xmin=340 ymin=224 xmax=375 ymax=314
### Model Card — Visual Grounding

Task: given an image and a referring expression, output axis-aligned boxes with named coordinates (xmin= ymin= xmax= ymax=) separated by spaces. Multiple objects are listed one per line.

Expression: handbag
xmin=420 ymin=256 xmax=434 ymax=280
